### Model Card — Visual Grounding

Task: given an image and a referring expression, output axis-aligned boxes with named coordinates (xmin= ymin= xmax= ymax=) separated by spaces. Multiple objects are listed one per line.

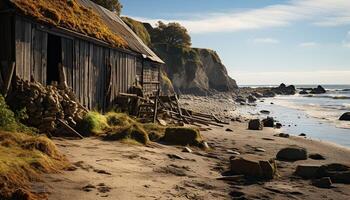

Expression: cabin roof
xmin=8 ymin=0 xmax=164 ymax=64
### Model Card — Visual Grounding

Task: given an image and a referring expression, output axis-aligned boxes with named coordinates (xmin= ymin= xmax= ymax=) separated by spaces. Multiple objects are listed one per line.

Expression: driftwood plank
xmin=3 ymin=62 xmax=15 ymax=97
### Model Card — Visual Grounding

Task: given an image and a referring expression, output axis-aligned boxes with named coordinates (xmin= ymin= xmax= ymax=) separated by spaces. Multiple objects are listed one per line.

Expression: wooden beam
xmin=58 ymin=63 xmax=68 ymax=88
xmin=3 ymin=62 xmax=15 ymax=97
xmin=58 ymin=119 xmax=84 ymax=139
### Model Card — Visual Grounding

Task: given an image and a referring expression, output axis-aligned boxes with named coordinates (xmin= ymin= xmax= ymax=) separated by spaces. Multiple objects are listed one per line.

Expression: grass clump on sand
xmin=77 ymin=112 xmax=167 ymax=144
xmin=162 ymin=127 xmax=203 ymax=147
xmin=0 ymin=95 xmax=67 ymax=199
xmin=0 ymin=132 xmax=67 ymax=200
xmin=11 ymin=0 xmax=127 ymax=48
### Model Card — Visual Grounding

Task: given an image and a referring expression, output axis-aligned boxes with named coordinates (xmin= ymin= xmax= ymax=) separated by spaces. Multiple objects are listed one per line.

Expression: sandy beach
xmin=32 ymin=94 xmax=350 ymax=200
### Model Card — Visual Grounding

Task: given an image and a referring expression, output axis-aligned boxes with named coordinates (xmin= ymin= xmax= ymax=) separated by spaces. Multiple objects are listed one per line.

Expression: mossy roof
xmin=8 ymin=0 xmax=164 ymax=64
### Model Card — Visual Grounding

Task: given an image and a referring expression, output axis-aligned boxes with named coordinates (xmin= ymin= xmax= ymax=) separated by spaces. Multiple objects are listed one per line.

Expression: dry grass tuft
xmin=0 ymin=131 xmax=67 ymax=200
xmin=11 ymin=0 xmax=127 ymax=48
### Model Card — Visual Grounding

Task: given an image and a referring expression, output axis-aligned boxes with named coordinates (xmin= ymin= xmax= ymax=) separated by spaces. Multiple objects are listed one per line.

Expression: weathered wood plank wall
xmin=13 ymin=17 xmax=158 ymax=111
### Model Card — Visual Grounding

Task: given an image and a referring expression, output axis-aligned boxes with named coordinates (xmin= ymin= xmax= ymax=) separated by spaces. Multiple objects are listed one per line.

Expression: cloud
xmin=342 ymin=31 xmax=350 ymax=48
xmin=130 ymin=0 xmax=350 ymax=34
xmin=299 ymin=42 xmax=318 ymax=47
xmin=252 ymin=38 xmax=280 ymax=44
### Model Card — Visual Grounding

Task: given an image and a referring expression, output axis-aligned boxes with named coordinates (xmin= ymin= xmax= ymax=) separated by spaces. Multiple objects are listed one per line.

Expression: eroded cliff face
xmin=122 ymin=19 xmax=238 ymax=95
xmin=153 ymin=45 xmax=238 ymax=95
xmin=195 ymin=48 xmax=238 ymax=92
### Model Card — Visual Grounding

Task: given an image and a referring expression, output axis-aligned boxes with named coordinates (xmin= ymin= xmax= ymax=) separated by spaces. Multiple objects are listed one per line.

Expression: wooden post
xmin=58 ymin=63 xmax=68 ymax=88
xmin=153 ymin=89 xmax=160 ymax=123
xmin=3 ymin=62 xmax=15 ymax=97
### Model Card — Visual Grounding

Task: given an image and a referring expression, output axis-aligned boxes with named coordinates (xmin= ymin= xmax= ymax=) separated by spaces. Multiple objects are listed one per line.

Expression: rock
xmin=217 ymin=175 xmax=245 ymax=181
xmin=310 ymin=85 xmax=326 ymax=94
xmin=247 ymin=95 xmax=257 ymax=103
xmin=295 ymin=164 xmax=321 ymax=179
xmin=318 ymin=163 xmax=350 ymax=184
xmin=167 ymin=154 xmax=185 ymax=160
xmin=309 ymin=153 xmax=325 ymax=160
xmin=262 ymin=117 xmax=274 ymax=127
xmin=182 ymin=147 xmax=193 ymax=153
xmin=255 ymin=147 xmax=266 ymax=152
xmin=273 ymin=84 xmax=296 ymax=95
xmin=312 ymin=177 xmax=332 ymax=188
xmin=299 ymin=90 xmax=308 ymax=95
xmin=248 ymin=119 xmax=263 ymax=130
xmin=263 ymin=91 xmax=276 ymax=98
xmin=157 ymin=119 xmax=167 ymax=126
xmin=235 ymin=96 xmax=246 ymax=103
xmin=225 ymin=128 xmax=233 ymax=132
xmin=230 ymin=155 xmax=277 ymax=179
xmin=275 ymin=123 xmax=282 ymax=129
xmin=260 ymin=110 xmax=270 ymax=114
xmin=339 ymin=112 xmax=350 ymax=121
xmin=299 ymin=133 xmax=306 ymax=137
xmin=162 ymin=127 xmax=203 ymax=146
xmin=227 ymin=150 xmax=241 ymax=155
xmin=251 ymin=92 xmax=263 ymax=98
xmin=276 ymin=146 xmax=307 ymax=161
xmin=276 ymin=133 xmax=289 ymax=138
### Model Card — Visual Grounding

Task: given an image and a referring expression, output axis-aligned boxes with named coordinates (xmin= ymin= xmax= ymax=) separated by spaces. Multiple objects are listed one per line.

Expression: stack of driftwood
xmin=119 ymin=92 xmax=228 ymax=127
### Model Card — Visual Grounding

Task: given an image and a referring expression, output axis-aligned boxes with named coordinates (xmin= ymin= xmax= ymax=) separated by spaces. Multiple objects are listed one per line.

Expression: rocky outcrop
xmin=272 ymin=83 xmax=296 ymax=95
xmin=230 ymin=155 xmax=277 ymax=179
xmin=310 ymin=85 xmax=326 ymax=94
xmin=248 ymin=119 xmax=263 ymax=130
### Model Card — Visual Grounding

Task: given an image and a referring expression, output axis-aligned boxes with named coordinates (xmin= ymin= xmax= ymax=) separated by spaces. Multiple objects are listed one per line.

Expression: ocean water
xmin=239 ymin=85 xmax=350 ymax=147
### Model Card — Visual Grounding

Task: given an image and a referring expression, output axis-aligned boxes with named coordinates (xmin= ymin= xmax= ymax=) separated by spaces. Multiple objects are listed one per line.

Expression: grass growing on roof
xmin=11 ymin=0 xmax=127 ymax=48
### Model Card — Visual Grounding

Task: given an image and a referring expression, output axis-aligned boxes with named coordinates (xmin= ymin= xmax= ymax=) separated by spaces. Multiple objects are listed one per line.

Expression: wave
xmin=304 ymin=95 xmax=350 ymax=100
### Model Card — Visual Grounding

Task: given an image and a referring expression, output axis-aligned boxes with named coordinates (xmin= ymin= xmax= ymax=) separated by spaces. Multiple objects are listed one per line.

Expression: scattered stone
xmin=270 ymin=102 xmax=274 ymax=105
xmin=82 ymin=184 xmax=96 ymax=192
xmin=157 ymin=119 xmax=167 ymax=126
xmin=260 ymin=110 xmax=270 ymax=114
xmin=182 ymin=147 xmax=193 ymax=153
xmin=225 ymin=128 xmax=233 ymax=132
xmin=247 ymin=95 xmax=257 ymax=103
xmin=276 ymin=146 xmax=307 ymax=161
xmin=252 ymin=92 xmax=264 ymax=98
xmin=167 ymin=154 xmax=185 ymax=160
xmin=299 ymin=90 xmax=308 ymax=95
xmin=312 ymin=177 xmax=332 ymax=188
xmin=230 ymin=155 xmax=277 ymax=179
xmin=248 ymin=119 xmax=263 ymax=130
xmin=262 ymin=117 xmax=274 ymax=127
xmin=94 ymin=169 xmax=112 ymax=175
xmin=217 ymin=175 xmax=245 ymax=182
xmin=227 ymin=150 xmax=241 ymax=155
xmin=276 ymin=133 xmax=289 ymax=138
xmin=235 ymin=96 xmax=247 ymax=103
xmin=309 ymin=153 xmax=325 ymax=160
xmin=339 ymin=112 xmax=350 ymax=121
xmin=310 ymin=85 xmax=326 ymax=94
xmin=255 ymin=147 xmax=266 ymax=152
xmin=295 ymin=164 xmax=321 ymax=179
xmin=318 ymin=163 xmax=350 ymax=184
xmin=275 ymin=123 xmax=282 ymax=129
xmin=299 ymin=133 xmax=306 ymax=137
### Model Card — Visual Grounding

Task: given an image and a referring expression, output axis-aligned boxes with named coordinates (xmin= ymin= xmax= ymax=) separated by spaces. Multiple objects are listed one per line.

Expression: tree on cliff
xmin=151 ymin=21 xmax=191 ymax=47
xmin=91 ymin=0 xmax=122 ymax=15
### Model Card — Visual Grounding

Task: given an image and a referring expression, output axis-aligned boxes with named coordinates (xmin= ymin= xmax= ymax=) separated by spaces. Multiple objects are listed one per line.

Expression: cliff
xmin=122 ymin=18 xmax=238 ymax=95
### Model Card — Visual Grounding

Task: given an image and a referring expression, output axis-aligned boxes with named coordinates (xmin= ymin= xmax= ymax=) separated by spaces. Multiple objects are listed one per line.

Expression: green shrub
xmin=76 ymin=112 xmax=109 ymax=136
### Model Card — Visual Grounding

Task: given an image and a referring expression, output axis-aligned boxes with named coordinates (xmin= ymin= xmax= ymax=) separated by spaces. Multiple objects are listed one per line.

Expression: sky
xmin=120 ymin=0 xmax=350 ymax=85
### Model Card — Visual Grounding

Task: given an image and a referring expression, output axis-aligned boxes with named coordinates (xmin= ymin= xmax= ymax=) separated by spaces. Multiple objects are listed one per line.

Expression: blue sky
xmin=120 ymin=0 xmax=350 ymax=85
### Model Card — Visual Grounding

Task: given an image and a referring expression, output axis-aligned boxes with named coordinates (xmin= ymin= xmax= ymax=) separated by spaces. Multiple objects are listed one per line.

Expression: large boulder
xmin=310 ymin=85 xmax=326 ymax=94
xmin=230 ymin=155 xmax=277 ymax=179
xmin=276 ymin=146 xmax=307 ymax=161
xmin=262 ymin=117 xmax=274 ymax=127
xmin=295 ymin=164 xmax=321 ymax=179
xmin=273 ymin=83 xmax=296 ymax=95
xmin=248 ymin=119 xmax=263 ymax=130
xmin=339 ymin=112 xmax=350 ymax=121
xmin=162 ymin=127 xmax=203 ymax=146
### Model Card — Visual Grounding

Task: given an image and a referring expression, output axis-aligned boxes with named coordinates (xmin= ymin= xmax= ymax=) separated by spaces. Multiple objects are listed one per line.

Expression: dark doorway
xmin=47 ymin=34 xmax=61 ymax=85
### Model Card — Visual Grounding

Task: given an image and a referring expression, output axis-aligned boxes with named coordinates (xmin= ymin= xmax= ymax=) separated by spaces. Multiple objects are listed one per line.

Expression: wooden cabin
xmin=0 ymin=0 xmax=164 ymax=111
